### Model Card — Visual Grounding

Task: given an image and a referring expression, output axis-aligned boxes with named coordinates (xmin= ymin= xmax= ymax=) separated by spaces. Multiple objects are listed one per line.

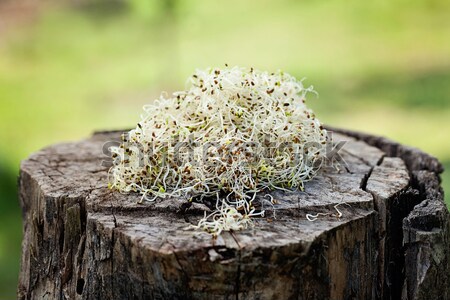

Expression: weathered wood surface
xmin=17 ymin=128 xmax=449 ymax=300
xmin=330 ymin=127 xmax=450 ymax=300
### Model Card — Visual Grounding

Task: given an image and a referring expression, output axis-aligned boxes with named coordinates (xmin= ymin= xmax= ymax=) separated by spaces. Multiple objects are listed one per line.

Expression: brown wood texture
xmin=17 ymin=128 xmax=449 ymax=300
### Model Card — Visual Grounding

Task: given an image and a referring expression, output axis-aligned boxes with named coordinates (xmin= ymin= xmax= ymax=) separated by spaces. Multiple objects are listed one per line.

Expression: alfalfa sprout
xmin=109 ymin=66 xmax=327 ymax=236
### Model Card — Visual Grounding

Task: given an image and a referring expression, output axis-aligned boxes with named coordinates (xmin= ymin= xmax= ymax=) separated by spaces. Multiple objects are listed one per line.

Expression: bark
xmin=17 ymin=128 xmax=449 ymax=299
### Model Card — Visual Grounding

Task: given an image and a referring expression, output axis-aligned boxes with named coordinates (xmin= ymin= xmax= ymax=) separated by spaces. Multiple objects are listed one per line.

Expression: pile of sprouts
xmin=109 ymin=66 xmax=327 ymax=236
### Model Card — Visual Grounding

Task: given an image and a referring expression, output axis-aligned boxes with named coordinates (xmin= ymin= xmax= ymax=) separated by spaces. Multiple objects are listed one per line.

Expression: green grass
xmin=0 ymin=0 xmax=449 ymax=297
xmin=443 ymin=161 xmax=450 ymax=200
xmin=0 ymin=161 xmax=22 ymax=298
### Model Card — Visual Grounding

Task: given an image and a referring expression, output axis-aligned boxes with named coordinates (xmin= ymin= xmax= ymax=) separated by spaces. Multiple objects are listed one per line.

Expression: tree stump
xmin=17 ymin=128 xmax=449 ymax=300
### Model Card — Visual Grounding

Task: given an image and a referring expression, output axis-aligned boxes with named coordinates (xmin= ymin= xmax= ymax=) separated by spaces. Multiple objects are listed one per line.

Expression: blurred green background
xmin=0 ymin=0 xmax=449 ymax=297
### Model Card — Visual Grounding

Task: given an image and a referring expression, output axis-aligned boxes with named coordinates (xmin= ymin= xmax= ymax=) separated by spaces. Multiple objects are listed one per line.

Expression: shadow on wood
xmin=17 ymin=128 xmax=449 ymax=299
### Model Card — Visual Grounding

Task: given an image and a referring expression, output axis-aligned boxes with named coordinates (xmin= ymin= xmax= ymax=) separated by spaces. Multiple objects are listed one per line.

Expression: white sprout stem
xmin=306 ymin=213 xmax=329 ymax=222
xmin=109 ymin=66 xmax=327 ymax=236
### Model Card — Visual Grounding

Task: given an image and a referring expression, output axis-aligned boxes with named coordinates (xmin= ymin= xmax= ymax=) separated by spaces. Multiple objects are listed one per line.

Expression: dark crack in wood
xmin=16 ymin=128 xmax=449 ymax=299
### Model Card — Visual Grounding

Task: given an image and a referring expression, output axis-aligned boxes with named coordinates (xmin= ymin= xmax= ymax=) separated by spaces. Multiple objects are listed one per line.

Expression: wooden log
xmin=17 ymin=128 xmax=449 ymax=300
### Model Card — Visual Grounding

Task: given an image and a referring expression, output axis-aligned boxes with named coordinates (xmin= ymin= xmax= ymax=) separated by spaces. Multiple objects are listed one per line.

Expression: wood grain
xmin=17 ymin=129 xmax=449 ymax=299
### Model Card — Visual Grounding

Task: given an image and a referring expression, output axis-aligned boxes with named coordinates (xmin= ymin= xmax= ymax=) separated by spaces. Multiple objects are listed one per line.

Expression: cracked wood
xmin=17 ymin=129 xmax=449 ymax=300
